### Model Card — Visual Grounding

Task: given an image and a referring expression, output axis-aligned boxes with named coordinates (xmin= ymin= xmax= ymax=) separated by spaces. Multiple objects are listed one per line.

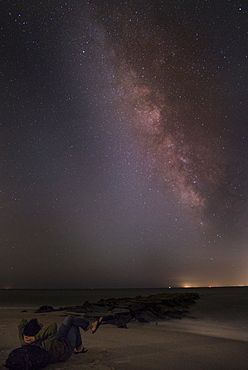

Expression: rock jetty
xmin=35 ymin=292 xmax=199 ymax=328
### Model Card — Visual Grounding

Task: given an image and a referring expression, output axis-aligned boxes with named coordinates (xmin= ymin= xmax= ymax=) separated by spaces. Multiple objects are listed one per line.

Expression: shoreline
xmin=1 ymin=288 xmax=248 ymax=369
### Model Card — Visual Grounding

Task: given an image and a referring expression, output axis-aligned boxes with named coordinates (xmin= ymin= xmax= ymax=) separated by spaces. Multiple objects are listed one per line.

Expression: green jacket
xmin=18 ymin=319 xmax=70 ymax=363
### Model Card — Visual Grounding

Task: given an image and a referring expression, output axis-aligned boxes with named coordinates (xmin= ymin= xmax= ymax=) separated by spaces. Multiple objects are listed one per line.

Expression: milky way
xmin=92 ymin=6 xmax=243 ymax=229
xmin=1 ymin=1 xmax=247 ymax=288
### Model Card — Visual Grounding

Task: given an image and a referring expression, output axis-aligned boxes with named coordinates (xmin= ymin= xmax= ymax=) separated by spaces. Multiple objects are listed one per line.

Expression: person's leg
xmin=56 ymin=315 xmax=102 ymax=353
xmin=56 ymin=315 xmax=90 ymax=339
xmin=61 ymin=326 xmax=82 ymax=353
xmin=56 ymin=315 xmax=89 ymax=353
xmin=75 ymin=327 xmax=82 ymax=349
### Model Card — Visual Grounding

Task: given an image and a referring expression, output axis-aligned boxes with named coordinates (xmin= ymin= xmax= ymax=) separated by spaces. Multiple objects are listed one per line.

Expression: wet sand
xmin=1 ymin=287 xmax=248 ymax=369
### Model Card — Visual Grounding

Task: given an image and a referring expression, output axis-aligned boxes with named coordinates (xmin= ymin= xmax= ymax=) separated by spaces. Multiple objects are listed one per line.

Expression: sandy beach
xmin=1 ymin=288 xmax=248 ymax=369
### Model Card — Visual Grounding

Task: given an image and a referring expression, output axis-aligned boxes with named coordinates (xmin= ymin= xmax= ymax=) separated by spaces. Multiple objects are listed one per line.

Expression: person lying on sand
xmin=18 ymin=315 xmax=102 ymax=363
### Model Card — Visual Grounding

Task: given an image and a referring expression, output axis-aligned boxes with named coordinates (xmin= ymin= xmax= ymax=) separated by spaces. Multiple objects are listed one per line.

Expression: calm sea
xmin=1 ymin=287 xmax=247 ymax=313
xmin=0 ymin=288 xmax=178 ymax=309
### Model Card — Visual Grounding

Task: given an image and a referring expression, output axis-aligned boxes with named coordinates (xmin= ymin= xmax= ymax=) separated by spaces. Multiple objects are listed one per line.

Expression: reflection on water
xmin=164 ymin=319 xmax=248 ymax=342
xmin=163 ymin=286 xmax=248 ymax=342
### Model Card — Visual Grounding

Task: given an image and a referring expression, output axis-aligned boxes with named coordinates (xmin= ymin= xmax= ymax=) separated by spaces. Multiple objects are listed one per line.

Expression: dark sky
xmin=1 ymin=0 xmax=247 ymax=289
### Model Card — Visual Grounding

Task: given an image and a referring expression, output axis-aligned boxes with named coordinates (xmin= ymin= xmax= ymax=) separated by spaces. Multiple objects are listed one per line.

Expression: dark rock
xmin=111 ymin=308 xmax=130 ymax=314
xmin=100 ymin=313 xmax=132 ymax=328
xmin=137 ymin=315 xmax=151 ymax=323
xmin=81 ymin=301 xmax=95 ymax=311
xmin=35 ymin=305 xmax=55 ymax=313
xmin=65 ymin=307 xmax=87 ymax=313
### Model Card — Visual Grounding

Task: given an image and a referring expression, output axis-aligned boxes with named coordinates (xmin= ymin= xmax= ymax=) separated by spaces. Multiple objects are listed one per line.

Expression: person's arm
xmin=18 ymin=319 xmax=28 ymax=345
xmin=34 ymin=323 xmax=58 ymax=349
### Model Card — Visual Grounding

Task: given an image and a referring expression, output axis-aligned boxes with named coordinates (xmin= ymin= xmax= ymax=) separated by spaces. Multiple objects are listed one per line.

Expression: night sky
xmin=1 ymin=0 xmax=247 ymax=289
